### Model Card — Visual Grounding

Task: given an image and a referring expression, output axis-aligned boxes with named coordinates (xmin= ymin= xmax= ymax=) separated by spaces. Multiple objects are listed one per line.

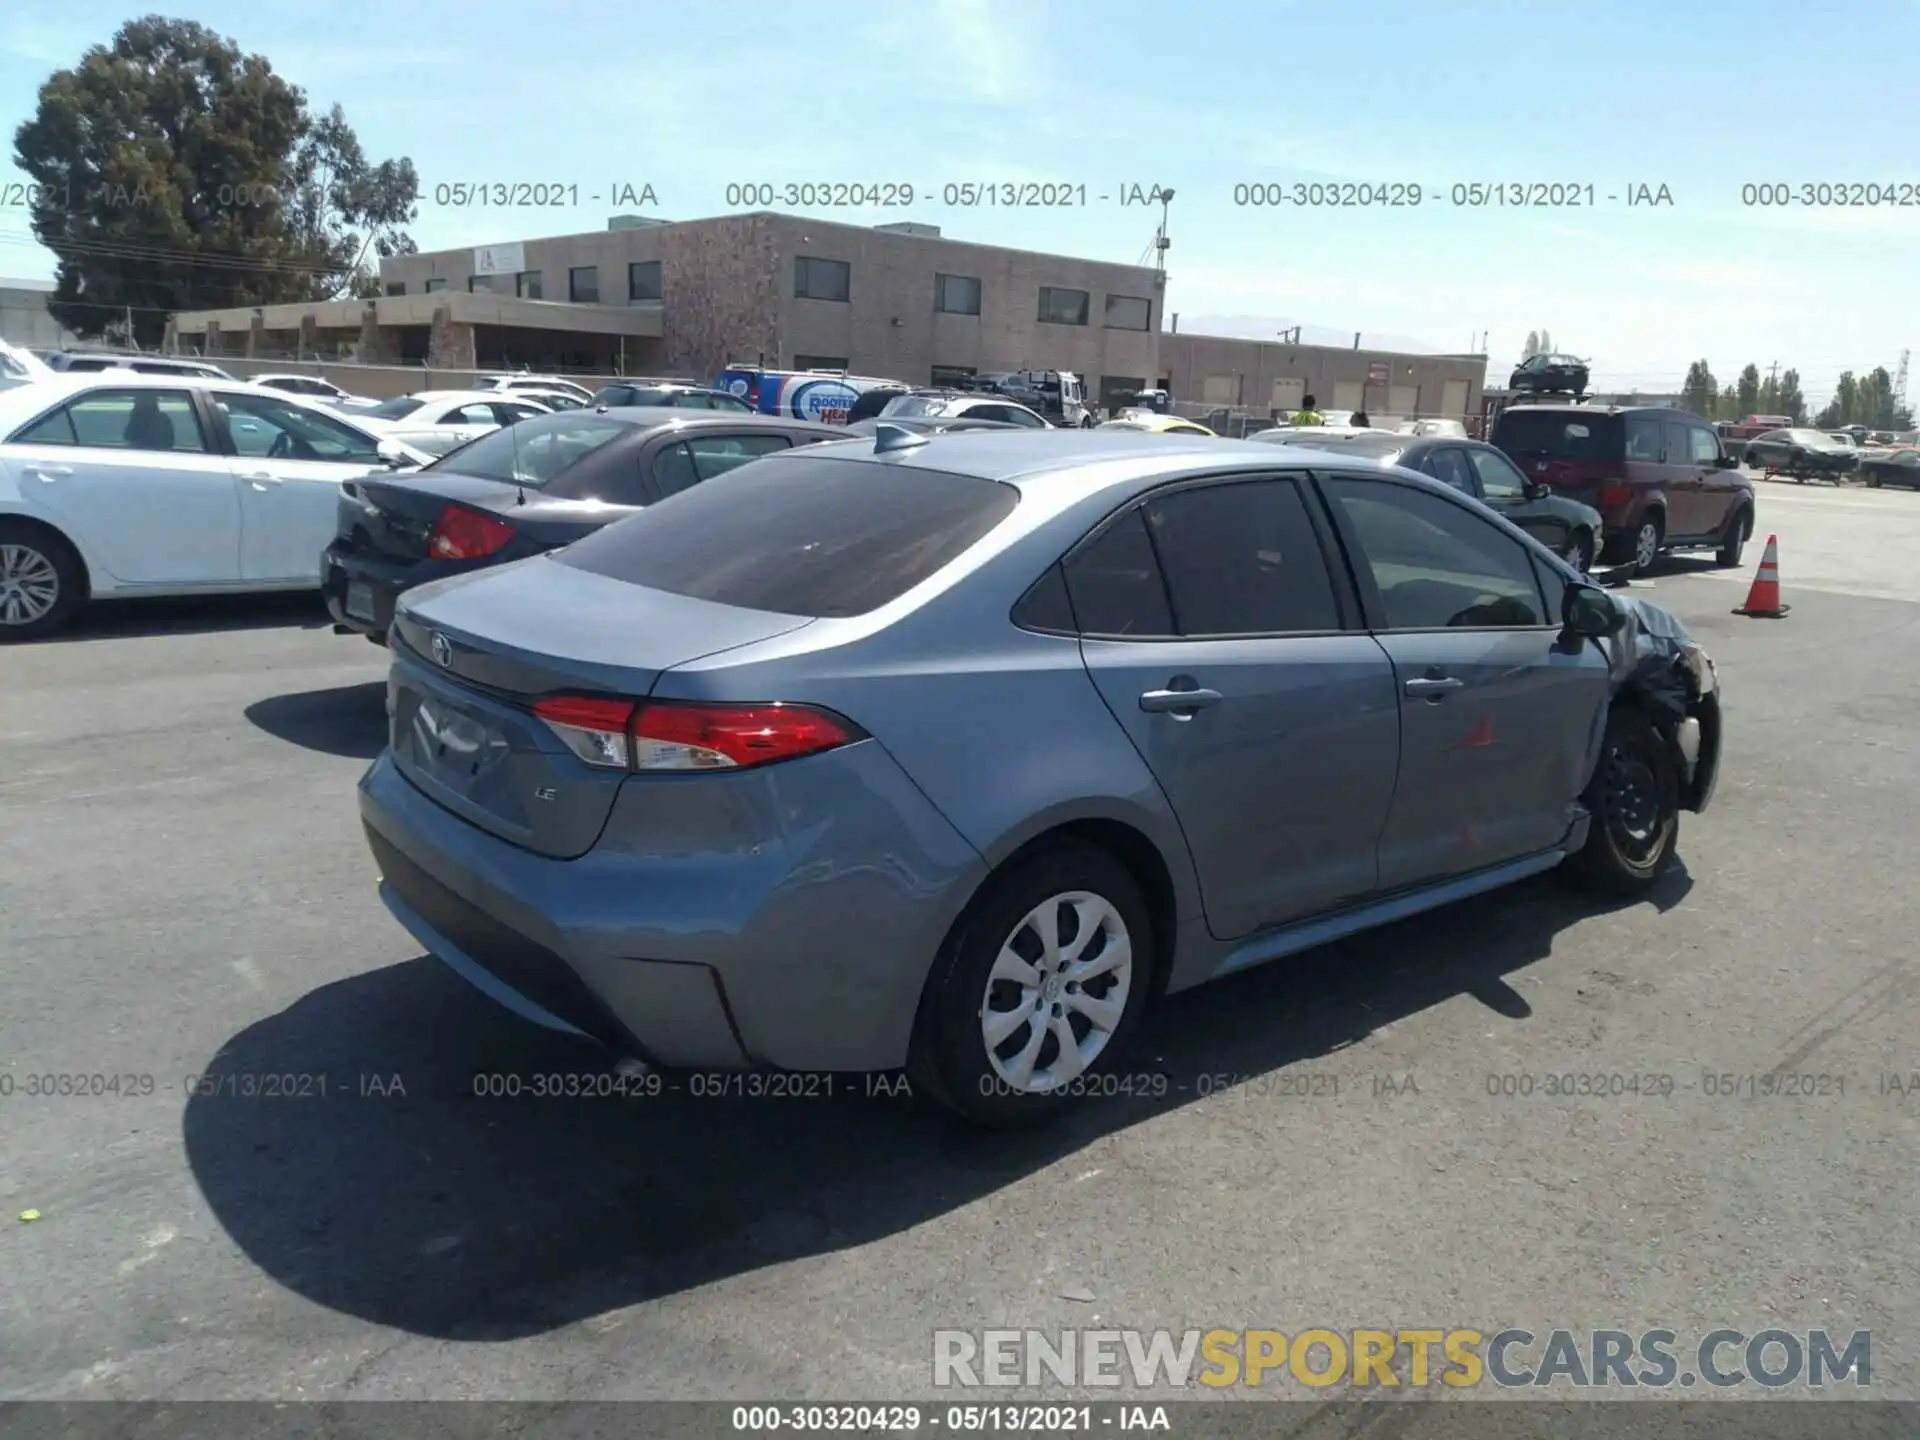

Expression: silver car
xmin=359 ymin=427 xmax=1723 ymax=1124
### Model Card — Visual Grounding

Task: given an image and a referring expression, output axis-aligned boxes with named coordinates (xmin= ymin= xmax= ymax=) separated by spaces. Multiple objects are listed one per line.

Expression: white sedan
xmin=472 ymin=374 xmax=595 ymax=404
xmin=0 ymin=373 xmax=431 ymax=640
xmin=251 ymin=372 xmax=382 ymax=411
xmin=357 ymin=390 xmax=553 ymax=456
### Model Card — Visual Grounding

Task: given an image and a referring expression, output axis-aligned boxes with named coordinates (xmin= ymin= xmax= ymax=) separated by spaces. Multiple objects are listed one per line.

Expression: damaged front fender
xmin=1586 ymin=593 xmax=1722 ymax=813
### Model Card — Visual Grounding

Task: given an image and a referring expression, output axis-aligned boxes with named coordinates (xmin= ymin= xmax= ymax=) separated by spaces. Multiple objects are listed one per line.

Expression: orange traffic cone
xmin=1733 ymin=534 xmax=1789 ymax=617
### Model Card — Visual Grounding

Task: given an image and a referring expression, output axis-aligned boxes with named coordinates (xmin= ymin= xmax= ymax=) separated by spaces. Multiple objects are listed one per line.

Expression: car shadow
xmin=182 ymin=864 xmax=1691 ymax=1341
xmin=33 ymin=592 xmax=329 ymax=642
xmin=244 ymin=681 xmax=388 ymax=759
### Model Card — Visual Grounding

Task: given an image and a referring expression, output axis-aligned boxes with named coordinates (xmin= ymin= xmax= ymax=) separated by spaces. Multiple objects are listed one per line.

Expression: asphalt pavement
xmin=2 ymin=482 xmax=1917 ymax=1403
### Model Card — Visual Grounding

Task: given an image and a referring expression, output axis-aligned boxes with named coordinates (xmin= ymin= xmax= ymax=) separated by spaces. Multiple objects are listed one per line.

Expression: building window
xmin=516 ymin=270 xmax=543 ymax=299
xmin=795 ymin=256 xmax=851 ymax=302
xmin=383 ymin=282 xmax=405 ymax=296
xmin=935 ymin=274 xmax=981 ymax=315
xmin=1104 ymin=295 xmax=1152 ymax=331
xmin=794 ymin=354 xmax=849 ymax=371
xmin=569 ymin=266 xmax=600 ymax=302
xmin=931 ymin=364 xmax=976 ymax=388
xmin=1038 ymin=286 xmax=1090 ymax=326
xmin=424 ymin=278 xmax=447 ymax=293
xmin=628 ymin=261 xmax=662 ymax=302
xmin=468 ymin=275 xmax=495 ymax=293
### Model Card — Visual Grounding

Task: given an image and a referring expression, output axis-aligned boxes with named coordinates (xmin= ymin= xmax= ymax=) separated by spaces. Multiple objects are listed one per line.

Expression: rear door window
xmin=1140 ymin=478 xmax=1341 ymax=635
xmin=1062 ymin=509 xmax=1175 ymax=636
xmin=1424 ymin=447 xmax=1476 ymax=494
xmin=686 ymin=432 xmax=792 ymax=480
xmin=558 ymin=454 xmax=1021 ymax=617
xmin=1661 ymin=419 xmax=1691 ymax=466
xmin=1625 ymin=415 xmax=1663 ymax=461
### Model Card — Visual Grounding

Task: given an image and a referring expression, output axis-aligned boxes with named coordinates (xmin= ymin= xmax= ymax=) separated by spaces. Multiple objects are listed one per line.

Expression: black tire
xmin=909 ymin=841 xmax=1155 ymax=1127
xmin=1864 ymin=472 xmax=1881 ymax=488
xmin=1713 ymin=507 xmax=1750 ymax=567
xmin=0 ymin=520 xmax=85 ymax=642
xmin=1629 ymin=512 xmax=1664 ymax=572
xmin=1567 ymin=707 xmax=1679 ymax=895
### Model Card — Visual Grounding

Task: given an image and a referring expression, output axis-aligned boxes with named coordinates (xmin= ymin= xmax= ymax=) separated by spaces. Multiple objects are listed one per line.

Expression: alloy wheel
xmin=978 ymin=890 xmax=1133 ymax=1093
xmin=1633 ymin=522 xmax=1660 ymax=570
xmin=0 ymin=543 xmax=59 ymax=626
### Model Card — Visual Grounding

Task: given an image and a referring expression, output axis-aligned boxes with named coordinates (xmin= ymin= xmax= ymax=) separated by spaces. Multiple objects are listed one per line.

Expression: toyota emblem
xmin=429 ymin=631 xmax=453 ymax=668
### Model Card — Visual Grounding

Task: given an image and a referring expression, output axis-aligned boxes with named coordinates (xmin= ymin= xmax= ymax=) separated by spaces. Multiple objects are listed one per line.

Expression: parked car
xmin=358 ymin=391 xmax=553 ymax=457
xmin=1251 ymin=428 xmax=1605 ymax=570
xmin=881 ymin=390 xmax=1052 ymax=428
xmin=322 ymin=410 xmax=844 ymax=644
xmin=1859 ymin=447 xmax=1920 ymax=489
xmin=1096 ymin=414 xmax=1217 ymax=436
xmin=1508 ymin=353 xmax=1590 ymax=397
xmin=845 ymin=385 xmax=913 ymax=423
xmin=587 ymin=381 xmax=751 ymax=413
xmin=0 ymin=373 xmax=429 ymax=639
xmin=1397 ymin=418 xmax=1469 ymax=439
xmin=510 ymin=387 xmax=589 ymax=412
xmin=0 ymin=340 xmax=54 ymax=391
xmin=43 ymin=351 xmax=235 ymax=382
xmin=1741 ymin=428 xmax=1859 ymax=481
xmin=843 ymin=416 xmax=1021 ymax=437
xmin=472 ymin=375 xmax=595 ymax=405
xmin=359 ymin=427 xmax=1723 ymax=1125
xmin=965 ymin=369 xmax=1093 ymax=426
xmin=251 ymin=373 xmax=381 ymax=411
xmin=1491 ymin=403 xmax=1754 ymax=570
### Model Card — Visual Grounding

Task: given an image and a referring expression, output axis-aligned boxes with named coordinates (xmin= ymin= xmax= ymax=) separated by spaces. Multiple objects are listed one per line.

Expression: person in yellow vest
xmin=1293 ymin=393 xmax=1326 ymax=426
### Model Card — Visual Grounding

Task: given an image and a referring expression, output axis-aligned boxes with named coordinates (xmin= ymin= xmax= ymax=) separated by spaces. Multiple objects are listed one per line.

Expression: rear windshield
xmin=1270 ymin=431 xmax=1404 ymax=457
xmin=1494 ymin=409 xmax=1621 ymax=461
xmin=557 ymin=454 xmax=1021 ymax=617
xmin=430 ymin=413 xmax=630 ymax=487
xmin=881 ymin=395 xmax=956 ymax=418
xmin=367 ymin=396 xmax=427 ymax=421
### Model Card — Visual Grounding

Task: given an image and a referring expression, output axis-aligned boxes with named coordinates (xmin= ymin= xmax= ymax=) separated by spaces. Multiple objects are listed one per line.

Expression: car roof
xmin=403 ymin=389 xmax=544 ymax=402
xmin=0 ymin=370 xmax=338 ymax=408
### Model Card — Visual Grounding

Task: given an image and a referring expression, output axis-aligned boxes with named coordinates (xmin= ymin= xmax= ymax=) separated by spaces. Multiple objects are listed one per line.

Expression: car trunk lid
xmin=387 ymin=559 xmax=814 ymax=858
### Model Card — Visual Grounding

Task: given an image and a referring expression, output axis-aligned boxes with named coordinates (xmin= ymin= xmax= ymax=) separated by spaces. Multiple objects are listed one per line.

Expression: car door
xmin=1319 ymin=472 xmax=1609 ymax=892
xmin=1686 ymin=420 xmax=1738 ymax=533
xmin=1067 ymin=474 xmax=1400 ymax=939
xmin=1660 ymin=415 xmax=1709 ymax=537
xmin=1466 ymin=444 xmax=1572 ymax=552
xmin=206 ymin=388 xmax=390 ymax=583
xmin=488 ymin=401 xmax=546 ymax=427
xmin=4 ymin=385 xmax=241 ymax=585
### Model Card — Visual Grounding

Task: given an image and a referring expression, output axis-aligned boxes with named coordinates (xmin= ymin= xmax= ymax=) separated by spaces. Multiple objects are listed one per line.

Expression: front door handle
xmin=241 ymin=472 xmax=283 ymax=489
xmin=1404 ymin=676 xmax=1464 ymax=699
xmin=1140 ymin=686 xmax=1223 ymax=715
xmin=24 ymin=464 xmax=73 ymax=481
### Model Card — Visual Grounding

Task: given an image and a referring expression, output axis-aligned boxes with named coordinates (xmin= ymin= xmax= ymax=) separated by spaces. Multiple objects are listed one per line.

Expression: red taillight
xmin=631 ymin=702 xmax=856 ymax=771
xmin=429 ymin=504 xmax=515 ymax=560
xmin=532 ymin=696 xmax=857 ymax=772
xmin=1599 ymin=481 xmax=1633 ymax=511
xmin=534 ymin=696 xmax=637 ymax=769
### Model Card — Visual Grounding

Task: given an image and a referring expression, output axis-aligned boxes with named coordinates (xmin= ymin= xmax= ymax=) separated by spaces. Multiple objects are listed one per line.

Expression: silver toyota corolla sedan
xmin=359 ymin=426 xmax=1723 ymax=1125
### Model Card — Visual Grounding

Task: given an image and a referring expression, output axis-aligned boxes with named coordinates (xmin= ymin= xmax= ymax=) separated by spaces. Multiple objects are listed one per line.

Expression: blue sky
xmin=3 ymin=0 xmax=1916 ymax=404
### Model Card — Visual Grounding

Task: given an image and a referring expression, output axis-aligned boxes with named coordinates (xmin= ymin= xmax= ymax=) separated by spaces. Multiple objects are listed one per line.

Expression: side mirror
xmin=1715 ymin=454 xmax=1741 ymax=469
xmin=1523 ymin=480 xmax=1550 ymax=500
xmin=1562 ymin=581 xmax=1621 ymax=639
xmin=375 ymin=439 xmax=410 ymax=469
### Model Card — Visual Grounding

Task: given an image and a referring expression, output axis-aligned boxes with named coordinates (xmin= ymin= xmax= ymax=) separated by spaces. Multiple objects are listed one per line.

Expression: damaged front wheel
xmin=1568 ymin=706 xmax=1679 ymax=894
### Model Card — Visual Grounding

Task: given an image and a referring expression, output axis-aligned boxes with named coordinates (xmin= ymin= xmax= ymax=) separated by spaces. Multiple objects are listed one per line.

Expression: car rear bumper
xmin=356 ymin=742 xmax=987 ymax=1072
xmin=322 ymin=543 xmax=471 ymax=641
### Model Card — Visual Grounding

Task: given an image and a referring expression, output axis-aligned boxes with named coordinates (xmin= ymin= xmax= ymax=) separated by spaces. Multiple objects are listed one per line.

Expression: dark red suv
xmin=1490 ymin=402 xmax=1756 ymax=571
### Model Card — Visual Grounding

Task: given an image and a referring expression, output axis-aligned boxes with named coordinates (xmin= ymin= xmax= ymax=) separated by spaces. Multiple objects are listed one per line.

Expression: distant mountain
xmin=1170 ymin=314 xmax=1470 ymax=355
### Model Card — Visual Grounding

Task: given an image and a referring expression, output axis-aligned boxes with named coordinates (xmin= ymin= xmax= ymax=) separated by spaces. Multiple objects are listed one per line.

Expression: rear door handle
xmin=24 ymin=464 xmax=72 ymax=481
xmin=1140 ymin=687 xmax=1223 ymax=714
xmin=1404 ymin=676 xmax=1464 ymax=699
xmin=241 ymin=472 xmax=283 ymax=489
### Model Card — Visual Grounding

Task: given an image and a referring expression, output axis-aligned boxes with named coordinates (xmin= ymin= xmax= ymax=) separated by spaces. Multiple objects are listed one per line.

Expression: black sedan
xmin=1860 ymin=447 xmax=1920 ymax=490
xmin=1509 ymin=352 xmax=1590 ymax=397
xmin=1249 ymin=428 xmax=1606 ymax=570
xmin=321 ymin=408 xmax=844 ymax=643
xmin=584 ymin=381 xmax=751 ymax=412
xmin=1741 ymin=428 xmax=1858 ymax=480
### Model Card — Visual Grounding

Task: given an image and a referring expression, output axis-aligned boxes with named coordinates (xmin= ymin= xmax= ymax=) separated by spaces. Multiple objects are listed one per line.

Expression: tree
xmin=1777 ymin=369 xmax=1806 ymax=424
xmin=1716 ymin=385 xmax=1737 ymax=420
xmin=1681 ymin=360 xmax=1718 ymax=418
xmin=1736 ymin=364 xmax=1760 ymax=417
xmin=1523 ymin=330 xmax=1539 ymax=361
xmin=12 ymin=16 xmax=418 ymax=347
xmin=1538 ymin=329 xmax=1553 ymax=356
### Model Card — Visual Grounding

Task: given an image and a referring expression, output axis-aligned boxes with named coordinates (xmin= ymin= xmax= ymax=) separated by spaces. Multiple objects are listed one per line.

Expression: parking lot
xmin=1 ymin=474 xmax=1916 ymax=1402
